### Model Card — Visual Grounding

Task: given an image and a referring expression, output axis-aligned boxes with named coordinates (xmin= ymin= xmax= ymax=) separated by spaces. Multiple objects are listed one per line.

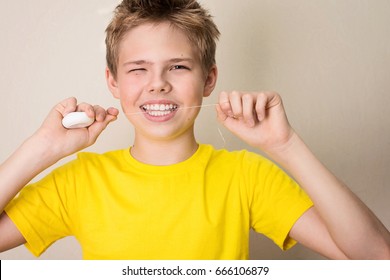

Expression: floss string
xmin=124 ymin=103 xmax=227 ymax=148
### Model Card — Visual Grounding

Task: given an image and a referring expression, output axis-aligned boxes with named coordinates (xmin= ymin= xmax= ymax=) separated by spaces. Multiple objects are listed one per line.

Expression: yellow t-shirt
xmin=5 ymin=144 xmax=313 ymax=259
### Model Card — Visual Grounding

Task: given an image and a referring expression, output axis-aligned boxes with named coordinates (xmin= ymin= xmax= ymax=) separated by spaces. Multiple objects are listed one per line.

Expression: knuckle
xmin=63 ymin=96 xmax=77 ymax=104
xmin=230 ymin=90 xmax=241 ymax=98
xmin=242 ymin=93 xmax=253 ymax=102
xmin=220 ymin=101 xmax=231 ymax=110
xmin=256 ymin=93 xmax=268 ymax=105
xmin=219 ymin=91 xmax=229 ymax=99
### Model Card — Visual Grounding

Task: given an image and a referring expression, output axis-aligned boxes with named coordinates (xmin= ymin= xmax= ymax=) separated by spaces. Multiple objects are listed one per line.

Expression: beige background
xmin=0 ymin=0 xmax=389 ymax=260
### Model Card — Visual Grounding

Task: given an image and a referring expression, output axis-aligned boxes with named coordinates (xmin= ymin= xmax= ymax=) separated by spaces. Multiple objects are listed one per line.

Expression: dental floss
xmin=62 ymin=112 xmax=95 ymax=129
xmin=62 ymin=103 xmax=228 ymax=148
xmin=124 ymin=103 xmax=219 ymax=116
xmin=217 ymin=126 xmax=226 ymax=148
xmin=125 ymin=103 xmax=228 ymax=148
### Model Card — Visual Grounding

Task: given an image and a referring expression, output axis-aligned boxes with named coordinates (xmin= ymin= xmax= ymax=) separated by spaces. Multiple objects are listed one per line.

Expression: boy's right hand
xmin=34 ymin=97 xmax=119 ymax=159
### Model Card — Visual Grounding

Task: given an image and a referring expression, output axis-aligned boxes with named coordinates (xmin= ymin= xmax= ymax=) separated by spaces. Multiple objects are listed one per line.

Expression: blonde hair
xmin=105 ymin=0 xmax=220 ymax=79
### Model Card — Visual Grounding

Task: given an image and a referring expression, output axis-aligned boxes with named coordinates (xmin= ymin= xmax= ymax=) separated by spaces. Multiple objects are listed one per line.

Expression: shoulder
xmin=47 ymin=148 xmax=130 ymax=178
xmin=202 ymin=144 xmax=272 ymax=167
xmin=75 ymin=148 xmax=129 ymax=166
xmin=199 ymin=144 xmax=277 ymax=178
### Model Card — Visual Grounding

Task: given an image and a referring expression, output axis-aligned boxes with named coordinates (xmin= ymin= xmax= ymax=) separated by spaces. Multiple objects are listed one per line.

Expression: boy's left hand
xmin=216 ymin=91 xmax=294 ymax=153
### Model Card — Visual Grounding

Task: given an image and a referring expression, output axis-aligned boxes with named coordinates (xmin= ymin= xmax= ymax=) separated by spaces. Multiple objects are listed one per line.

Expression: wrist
xmin=0 ymin=131 xmax=61 ymax=210
xmin=26 ymin=130 xmax=64 ymax=167
xmin=258 ymin=132 xmax=318 ymax=175
xmin=262 ymin=131 xmax=304 ymax=164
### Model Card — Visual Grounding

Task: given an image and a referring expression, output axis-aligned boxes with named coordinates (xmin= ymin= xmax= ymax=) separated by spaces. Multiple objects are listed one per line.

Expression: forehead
xmin=118 ymin=22 xmax=198 ymax=63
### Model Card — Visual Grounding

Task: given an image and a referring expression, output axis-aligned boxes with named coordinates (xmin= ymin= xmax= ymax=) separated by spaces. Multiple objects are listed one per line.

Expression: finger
xmin=56 ymin=97 xmax=78 ymax=116
xmin=87 ymin=112 xmax=118 ymax=143
xmin=242 ymin=93 xmax=256 ymax=127
xmin=93 ymin=105 xmax=107 ymax=122
xmin=218 ymin=91 xmax=233 ymax=117
xmin=76 ymin=102 xmax=95 ymax=118
xmin=255 ymin=92 xmax=268 ymax=121
xmin=215 ymin=103 xmax=228 ymax=123
xmin=107 ymin=107 xmax=120 ymax=117
xmin=229 ymin=91 xmax=243 ymax=118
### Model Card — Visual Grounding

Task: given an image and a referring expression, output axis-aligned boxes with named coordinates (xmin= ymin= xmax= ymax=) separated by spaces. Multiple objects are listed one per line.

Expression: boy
xmin=0 ymin=0 xmax=389 ymax=259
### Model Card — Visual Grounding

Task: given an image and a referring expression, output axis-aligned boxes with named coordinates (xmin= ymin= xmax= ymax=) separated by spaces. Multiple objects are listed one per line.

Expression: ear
xmin=106 ymin=67 xmax=120 ymax=99
xmin=203 ymin=65 xmax=218 ymax=97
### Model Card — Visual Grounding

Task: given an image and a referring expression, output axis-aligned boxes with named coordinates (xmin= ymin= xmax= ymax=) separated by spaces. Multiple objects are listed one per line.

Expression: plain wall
xmin=0 ymin=0 xmax=389 ymax=260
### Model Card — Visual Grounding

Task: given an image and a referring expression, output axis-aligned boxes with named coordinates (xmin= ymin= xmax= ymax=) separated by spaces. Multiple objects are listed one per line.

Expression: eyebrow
xmin=169 ymin=58 xmax=194 ymax=63
xmin=123 ymin=60 xmax=150 ymax=66
xmin=122 ymin=58 xmax=194 ymax=67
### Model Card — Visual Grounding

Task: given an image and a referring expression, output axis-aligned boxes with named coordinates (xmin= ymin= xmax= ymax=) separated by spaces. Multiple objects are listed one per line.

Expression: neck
xmin=130 ymin=132 xmax=199 ymax=166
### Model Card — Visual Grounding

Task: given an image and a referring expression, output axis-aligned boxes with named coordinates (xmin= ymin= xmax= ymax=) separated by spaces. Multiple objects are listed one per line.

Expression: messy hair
xmin=105 ymin=0 xmax=220 ymax=79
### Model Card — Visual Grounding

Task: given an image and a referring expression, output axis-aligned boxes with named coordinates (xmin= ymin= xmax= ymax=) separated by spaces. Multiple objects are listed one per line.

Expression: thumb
xmin=215 ymin=104 xmax=228 ymax=123
xmin=87 ymin=113 xmax=118 ymax=144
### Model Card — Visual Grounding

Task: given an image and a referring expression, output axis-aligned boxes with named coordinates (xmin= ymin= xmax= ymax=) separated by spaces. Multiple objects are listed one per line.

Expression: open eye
xmin=170 ymin=65 xmax=190 ymax=71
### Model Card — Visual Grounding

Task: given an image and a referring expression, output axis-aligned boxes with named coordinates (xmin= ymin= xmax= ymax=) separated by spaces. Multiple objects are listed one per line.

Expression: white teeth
xmin=149 ymin=111 xmax=171 ymax=117
xmin=141 ymin=103 xmax=178 ymax=116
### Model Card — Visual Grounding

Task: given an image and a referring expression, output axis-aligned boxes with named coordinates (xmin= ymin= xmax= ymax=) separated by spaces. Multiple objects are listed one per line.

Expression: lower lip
xmin=142 ymin=109 xmax=178 ymax=122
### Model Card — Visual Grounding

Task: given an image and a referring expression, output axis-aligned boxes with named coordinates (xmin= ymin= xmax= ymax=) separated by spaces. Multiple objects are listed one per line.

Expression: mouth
xmin=140 ymin=103 xmax=179 ymax=117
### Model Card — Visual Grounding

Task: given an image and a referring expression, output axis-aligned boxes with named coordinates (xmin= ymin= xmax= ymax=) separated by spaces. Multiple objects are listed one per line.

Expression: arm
xmin=216 ymin=91 xmax=390 ymax=259
xmin=271 ymin=131 xmax=390 ymax=259
xmin=0 ymin=97 xmax=118 ymax=252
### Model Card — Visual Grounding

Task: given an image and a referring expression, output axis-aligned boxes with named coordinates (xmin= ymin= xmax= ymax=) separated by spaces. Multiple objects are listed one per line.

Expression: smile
xmin=140 ymin=103 xmax=178 ymax=117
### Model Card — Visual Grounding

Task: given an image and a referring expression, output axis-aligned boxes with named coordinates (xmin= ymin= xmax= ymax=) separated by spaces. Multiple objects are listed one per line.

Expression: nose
xmin=147 ymin=72 xmax=172 ymax=94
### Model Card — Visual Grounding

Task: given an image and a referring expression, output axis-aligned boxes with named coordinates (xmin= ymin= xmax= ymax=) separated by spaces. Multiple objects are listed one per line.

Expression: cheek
xmin=181 ymin=80 xmax=205 ymax=101
xmin=116 ymin=91 xmax=140 ymax=117
xmin=117 ymin=79 xmax=143 ymax=103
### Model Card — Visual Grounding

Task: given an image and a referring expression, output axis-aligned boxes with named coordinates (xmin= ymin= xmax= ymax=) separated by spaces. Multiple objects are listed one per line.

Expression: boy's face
xmin=106 ymin=21 xmax=217 ymax=141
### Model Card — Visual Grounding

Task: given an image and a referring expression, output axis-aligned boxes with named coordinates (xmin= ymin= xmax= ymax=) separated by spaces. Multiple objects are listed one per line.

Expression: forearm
xmin=0 ymin=98 xmax=118 ymax=213
xmin=0 ymin=132 xmax=60 ymax=212
xmin=265 ymin=132 xmax=390 ymax=259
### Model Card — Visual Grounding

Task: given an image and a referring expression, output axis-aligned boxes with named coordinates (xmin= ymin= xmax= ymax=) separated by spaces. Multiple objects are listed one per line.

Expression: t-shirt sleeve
xmin=245 ymin=152 xmax=313 ymax=250
xmin=4 ymin=160 xmax=78 ymax=257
